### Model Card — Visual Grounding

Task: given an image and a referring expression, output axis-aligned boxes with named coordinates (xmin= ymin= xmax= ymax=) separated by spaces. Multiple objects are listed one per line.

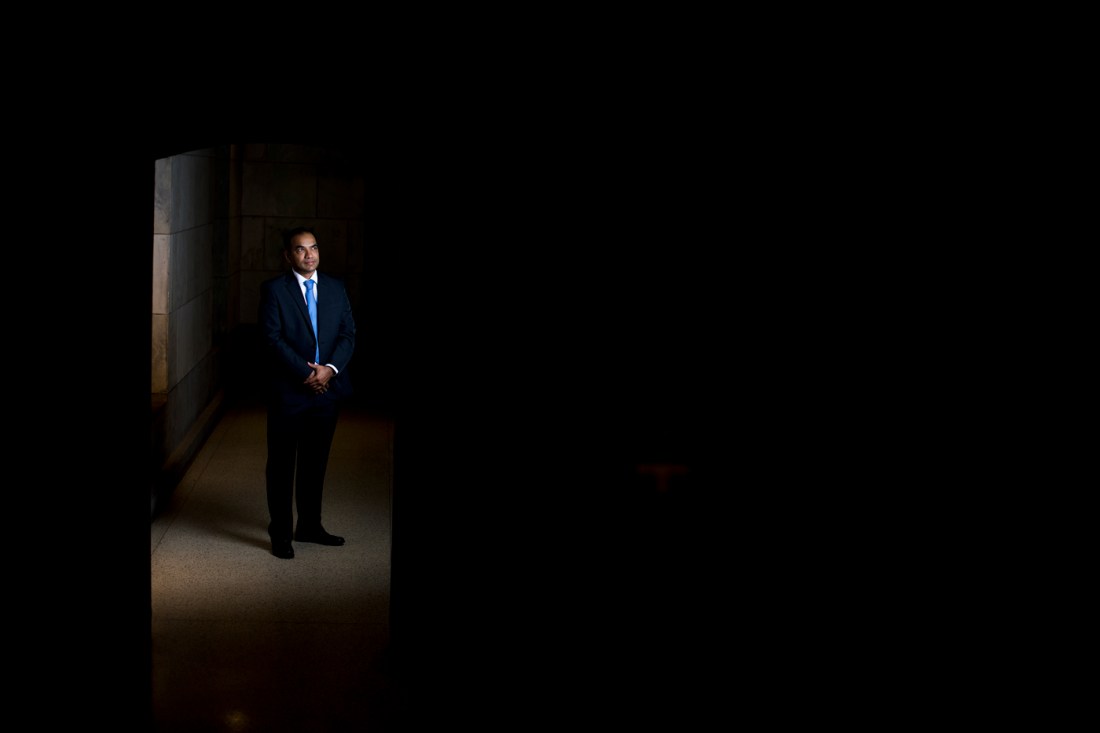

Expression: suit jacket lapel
xmin=283 ymin=274 xmax=313 ymax=331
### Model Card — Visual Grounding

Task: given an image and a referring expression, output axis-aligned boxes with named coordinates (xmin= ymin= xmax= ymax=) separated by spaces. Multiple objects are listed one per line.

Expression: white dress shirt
xmin=291 ymin=270 xmax=339 ymax=374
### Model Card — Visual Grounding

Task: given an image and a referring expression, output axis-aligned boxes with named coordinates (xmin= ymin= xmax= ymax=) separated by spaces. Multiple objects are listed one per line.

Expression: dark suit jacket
xmin=259 ymin=271 xmax=356 ymax=414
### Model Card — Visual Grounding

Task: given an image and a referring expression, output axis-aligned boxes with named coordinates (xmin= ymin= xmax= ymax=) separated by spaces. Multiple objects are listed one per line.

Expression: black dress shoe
xmin=295 ymin=528 xmax=345 ymax=546
xmin=272 ymin=541 xmax=295 ymax=559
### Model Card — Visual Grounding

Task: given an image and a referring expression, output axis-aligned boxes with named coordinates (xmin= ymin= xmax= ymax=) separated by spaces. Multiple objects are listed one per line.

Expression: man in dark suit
xmin=259 ymin=226 xmax=356 ymax=559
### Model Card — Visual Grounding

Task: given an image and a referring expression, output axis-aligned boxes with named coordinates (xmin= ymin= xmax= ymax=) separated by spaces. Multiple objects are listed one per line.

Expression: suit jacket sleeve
xmin=326 ymin=278 xmax=356 ymax=373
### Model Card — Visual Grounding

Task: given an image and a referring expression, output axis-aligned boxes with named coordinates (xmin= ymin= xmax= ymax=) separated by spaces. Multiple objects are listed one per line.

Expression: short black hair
xmin=283 ymin=226 xmax=316 ymax=251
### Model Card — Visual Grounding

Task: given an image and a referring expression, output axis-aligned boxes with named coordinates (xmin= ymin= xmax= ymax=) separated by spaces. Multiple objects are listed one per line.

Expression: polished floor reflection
xmin=151 ymin=404 xmax=394 ymax=732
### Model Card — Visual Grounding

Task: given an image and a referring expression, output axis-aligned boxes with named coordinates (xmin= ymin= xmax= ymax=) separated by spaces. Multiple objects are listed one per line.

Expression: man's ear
xmin=282 ymin=250 xmax=291 ymax=265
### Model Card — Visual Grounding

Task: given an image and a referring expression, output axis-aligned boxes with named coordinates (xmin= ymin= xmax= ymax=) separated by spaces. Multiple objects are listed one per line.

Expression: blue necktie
xmin=304 ymin=279 xmax=320 ymax=362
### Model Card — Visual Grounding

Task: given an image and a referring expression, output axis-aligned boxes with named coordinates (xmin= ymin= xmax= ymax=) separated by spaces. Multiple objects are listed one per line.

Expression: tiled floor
xmin=150 ymin=403 xmax=395 ymax=732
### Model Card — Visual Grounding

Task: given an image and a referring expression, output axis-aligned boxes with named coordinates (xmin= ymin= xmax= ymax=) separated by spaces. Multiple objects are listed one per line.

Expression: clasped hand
xmin=304 ymin=363 xmax=334 ymax=394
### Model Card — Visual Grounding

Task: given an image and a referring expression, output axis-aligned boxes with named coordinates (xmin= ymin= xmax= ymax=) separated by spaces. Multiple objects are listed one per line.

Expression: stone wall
xmin=151 ymin=148 xmax=226 ymax=512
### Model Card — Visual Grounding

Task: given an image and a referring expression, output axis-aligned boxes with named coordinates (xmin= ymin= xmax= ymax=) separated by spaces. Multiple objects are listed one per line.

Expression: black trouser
xmin=266 ymin=405 xmax=339 ymax=542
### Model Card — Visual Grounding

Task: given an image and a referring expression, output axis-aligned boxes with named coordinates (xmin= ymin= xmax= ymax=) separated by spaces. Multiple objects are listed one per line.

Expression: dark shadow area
xmin=17 ymin=152 xmax=158 ymax=730
xmin=377 ymin=130 xmax=723 ymax=729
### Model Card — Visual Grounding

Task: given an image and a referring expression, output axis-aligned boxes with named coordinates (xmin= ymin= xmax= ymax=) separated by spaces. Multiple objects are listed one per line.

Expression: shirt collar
xmin=292 ymin=270 xmax=317 ymax=288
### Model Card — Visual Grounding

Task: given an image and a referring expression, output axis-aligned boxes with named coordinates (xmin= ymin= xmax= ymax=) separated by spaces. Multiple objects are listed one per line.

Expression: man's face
xmin=285 ymin=233 xmax=320 ymax=277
